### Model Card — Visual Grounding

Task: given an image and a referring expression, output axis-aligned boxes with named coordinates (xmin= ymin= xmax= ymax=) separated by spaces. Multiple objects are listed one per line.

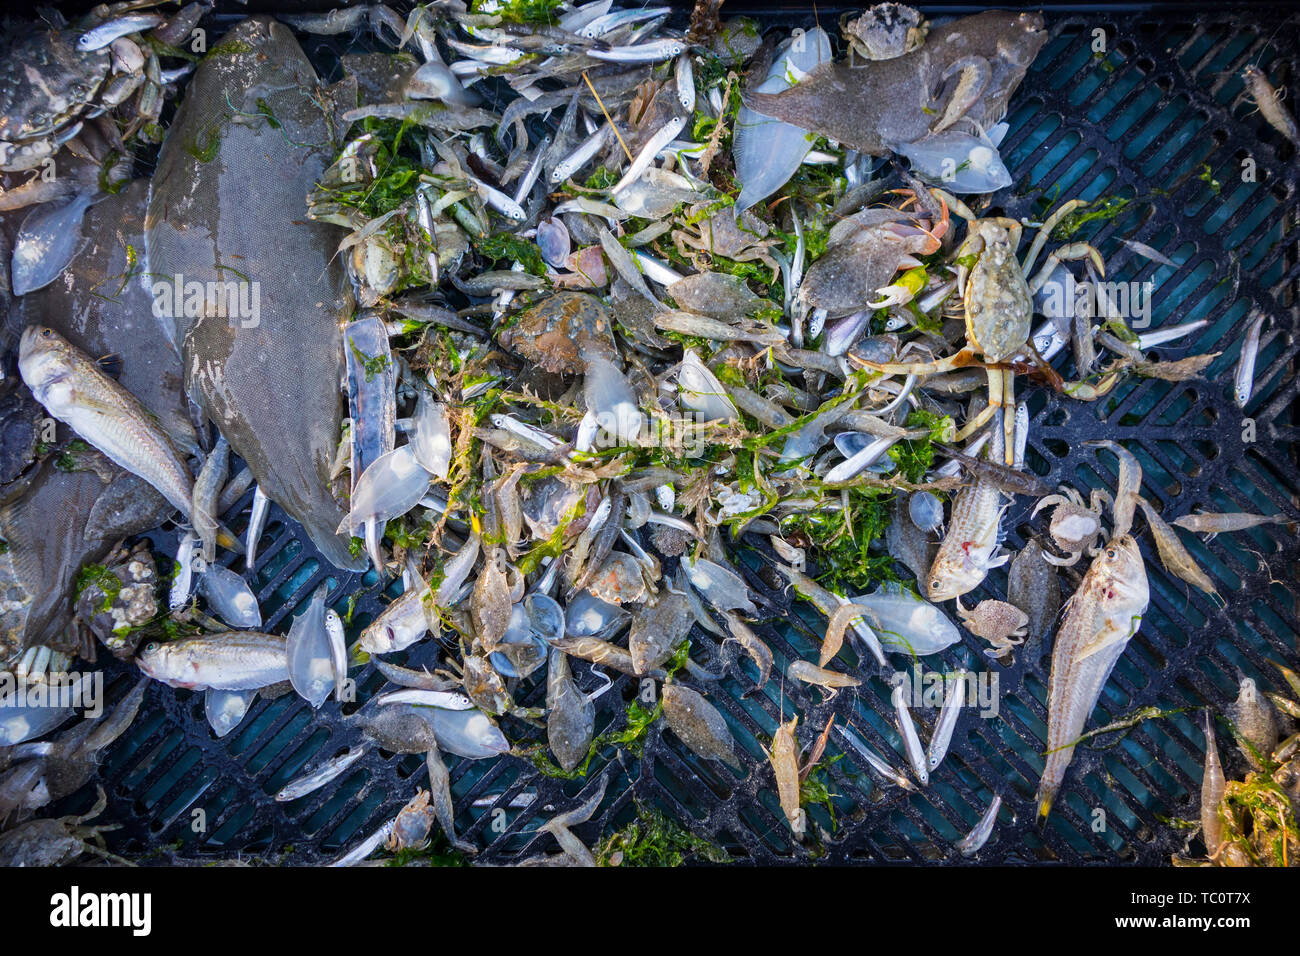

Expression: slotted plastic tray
xmin=47 ymin=5 xmax=1300 ymax=865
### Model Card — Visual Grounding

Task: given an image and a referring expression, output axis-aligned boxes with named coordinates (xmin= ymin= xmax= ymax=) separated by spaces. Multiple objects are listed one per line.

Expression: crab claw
xmin=864 ymin=285 xmax=912 ymax=310
xmin=1042 ymin=549 xmax=1082 ymax=567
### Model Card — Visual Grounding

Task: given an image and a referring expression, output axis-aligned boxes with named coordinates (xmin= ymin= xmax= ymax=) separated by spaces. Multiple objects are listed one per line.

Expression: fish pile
xmin=0 ymin=1 xmax=1296 ymax=866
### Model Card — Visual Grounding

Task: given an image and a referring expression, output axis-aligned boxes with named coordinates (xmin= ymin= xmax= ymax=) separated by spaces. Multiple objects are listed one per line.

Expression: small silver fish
xmin=1234 ymin=310 xmax=1267 ymax=408
xmin=892 ymin=682 xmax=929 ymax=786
xmin=78 ymin=13 xmax=164 ymax=51
xmin=955 ymin=794 xmax=1002 ymax=857
xmin=138 ymin=632 xmax=289 ymax=691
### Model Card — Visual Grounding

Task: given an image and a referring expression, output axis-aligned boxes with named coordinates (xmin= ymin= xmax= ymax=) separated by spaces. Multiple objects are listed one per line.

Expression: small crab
xmin=842 ymin=3 xmax=928 ymax=62
xmin=498 ymin=292 xmax=618 ymax=375
xmin=1032 ymin=485 xmax=1108 ymax=567
xmin=0 ymin=29 xmax=110 ymax=172
xmin=0 ymin=786 xmax=127 ymax=866
xmin=862 ymin=192 xmax=1105 ymax=463
xmin=454 ymin=651 xmax=514 ymax=717
xmin=386 ymin=790 xmax=437 ymax=852
xmin=672 ymin=203 xmax=779 ymax=275
xmin=956 ymin=597 xmax=1027 ymax=657
xmin=0 ymin=2 xmax=185 ymax=173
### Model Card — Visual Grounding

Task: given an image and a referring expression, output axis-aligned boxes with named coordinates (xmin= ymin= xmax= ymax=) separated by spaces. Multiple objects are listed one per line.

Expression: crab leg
xmin=1028 ymin=242 xmax=1105 ymax=296
xmin=927 ymin=186 xmax=976 ymax=222
xmin=1022 ymin=199 xmax=1088 ymax=276
xmin=852 ymin=346 xmax=979 ymax=377
xmin=1002 ymin=369 xmax=1016 ymax=465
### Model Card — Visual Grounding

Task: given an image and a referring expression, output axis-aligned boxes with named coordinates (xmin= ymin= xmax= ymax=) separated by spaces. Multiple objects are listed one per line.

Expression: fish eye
xmin=41 ymin=328 xmax=54 ymax=338
xmin=144 ymin=642 xmax=159 ymax=653
xmin=1106 ymin=549 xmax=1117 ymax=559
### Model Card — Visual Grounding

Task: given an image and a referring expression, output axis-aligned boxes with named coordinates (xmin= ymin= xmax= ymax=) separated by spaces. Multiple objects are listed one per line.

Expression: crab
xmin=956 ymin=597 xmax=1028 ymax=657
xmin=385 ymin=790 xmax=437 ymax=852
xmin=672 ymin=203 xmax=780 ymax=275
xmin=0 ymin=786 xmax=129 ymax=866
xmin=842 ymin=3 xmax=929 ymax=62
xmin=860 ymin=191 xmax=1105 ymax=464
xmin=1031 ymin=485 xmax=1109 ymax=567
xmin=308 ymin=136 xmax=468 ymax=307
xmin=498 ymin=292 xmax=618 ymax=375
xmin=0 ymin=2 xmax=184 ymax=174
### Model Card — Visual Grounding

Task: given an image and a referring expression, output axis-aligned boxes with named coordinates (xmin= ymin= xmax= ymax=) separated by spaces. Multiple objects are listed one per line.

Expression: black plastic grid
xmin=38 ymin=6 xmax=1300 ymax=866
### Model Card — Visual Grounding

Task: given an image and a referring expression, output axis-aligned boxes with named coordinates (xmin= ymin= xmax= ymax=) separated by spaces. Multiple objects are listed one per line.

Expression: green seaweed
xmin=348 ymin=338 xmax=392 ymax=382
xmin=54 ymin=440 xmax=92 ymax=473
xmin=596 ymin=804 xmax=731 ymax=866
xmin=470 ymin=0 xmax=563 ymax=24
xmin=74 ymin=563 xmax=121 ymax=613
xmin=473 ymin=232 xmax=548 ymax=277
xmin=779 ymin=487 xmax=897 ymax=593
xmin=183 ymin=126 xmax=221 ymax=163
xmin=1050 ymin=196 xmax=1131 ymax=240
xmin=888 ymin=408 xmax=952 ymax=483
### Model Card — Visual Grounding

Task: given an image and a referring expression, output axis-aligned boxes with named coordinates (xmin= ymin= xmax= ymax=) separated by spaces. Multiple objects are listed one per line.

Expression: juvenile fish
xmin=78 ymin=13 xmax=164 ymax=50
xmin=245 ymin=485 xmax=270 ymax=571
xmin=359 ymin=585 xmax=433 ymax=655
xmin=1037 ymin=535 xmax=1149 ymax=821
xmin=955 ymin=794 xmax=1002 ymax=857
xmin=927 ymin=671 xmax=966 ymax=771
xmin=138 ymin=632 xmax=289 ymax=691
xmin=892 ymin=682 xmax=929 ymax=787
xmin=287 ymin=587 xmax=335 ymax=708
xmin=170 ymin=530 xmax=200 ymax=611
xmin=19 ymin=327 xmax=193 ymax=515
xmin=11 ymin=191 xmax=96 ymax=296
xmin=853 ymin=583 xmax=961 ymax=657
xmin=610 ymin=115 xmax=686 ymax=195
xmin=1234 ymin=310 xmax=1266 ymax=408
xmin=192 ymin=435 xmax=229 ymax=564
xmin=834 ymin=722 xmax=916 ymax=791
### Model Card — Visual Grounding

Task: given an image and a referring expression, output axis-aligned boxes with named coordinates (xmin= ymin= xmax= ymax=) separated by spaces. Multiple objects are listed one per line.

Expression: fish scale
xmin=34 ymin=6 xmax=1300 ymax=867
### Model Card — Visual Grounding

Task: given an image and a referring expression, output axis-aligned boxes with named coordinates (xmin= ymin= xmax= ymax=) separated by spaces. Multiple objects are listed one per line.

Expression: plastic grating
xmin=45 ymin=7 xmax=1300 ymax=865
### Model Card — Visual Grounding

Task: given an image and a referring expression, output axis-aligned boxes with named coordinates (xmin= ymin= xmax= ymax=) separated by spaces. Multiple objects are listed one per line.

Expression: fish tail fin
xmin=1035 ymin=788 xmax=1056 ymax=827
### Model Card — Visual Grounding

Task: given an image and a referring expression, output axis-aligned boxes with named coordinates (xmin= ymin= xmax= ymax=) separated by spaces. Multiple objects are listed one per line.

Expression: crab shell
xmin=386 ymin=791 xmax=436 ymax=851
xmin=499 ymin=292 xmax=617 ymax=375
xmin=844 ymin=3 xmax=928 ymax=61
xmin=959 ymin=598 xmax=1028 ymax=643
xmin=1049 ymin=506 xmax=1103 ymax=552
xmin=0 ymin=30 xmax=111 ymax=169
